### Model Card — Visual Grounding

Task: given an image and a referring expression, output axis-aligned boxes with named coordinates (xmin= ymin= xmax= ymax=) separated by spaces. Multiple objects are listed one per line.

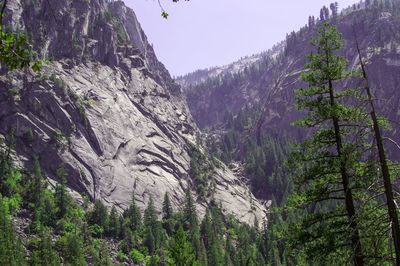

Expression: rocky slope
xmin=176 ymin=47 xmax=283 ymax=90
xmin=181 ymin=1 xmax=400 ymax=156
xmin=0 ymin=0 xmax=267 ymax=224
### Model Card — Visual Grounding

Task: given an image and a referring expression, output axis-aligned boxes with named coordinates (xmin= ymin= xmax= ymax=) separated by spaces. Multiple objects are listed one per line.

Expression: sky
xmin=125 ymin=0 xmax=361 ymax=77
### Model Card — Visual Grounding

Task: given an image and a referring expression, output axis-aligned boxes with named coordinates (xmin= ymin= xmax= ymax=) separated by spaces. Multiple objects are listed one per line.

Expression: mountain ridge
xmin=179 ymin=0 xmax=400 ymax=202
xmin=181 ymin=1 xmax=400 ymax=140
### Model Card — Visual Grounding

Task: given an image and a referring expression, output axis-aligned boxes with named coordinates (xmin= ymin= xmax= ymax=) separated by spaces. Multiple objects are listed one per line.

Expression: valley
xmin=0 ymin=0 xmax=400 ymax=265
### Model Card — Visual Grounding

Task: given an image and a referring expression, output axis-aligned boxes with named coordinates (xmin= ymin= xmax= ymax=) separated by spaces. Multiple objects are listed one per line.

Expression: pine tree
xmin=162 ymin=192 xmax=173 ymax=234
xmin=61 ymin=232 xmax=86 ymax=265
xmin=183 ymin=190 xmax=202 ymax=260
xmin=169 ymin=225 xmax=196 ymax=266
xmin=31 ymin=156 xmax=43 ymax=208
xmin=320 ymin=7 xmax=327 ymax=21
xmin=0 ymin=136 xmax=12 ymax=195
xmin=144 ymin=196 xmax=159 ymax=254
xmin=144 ymin=196 xmax=158 ymax=230
xmin=356 ymin=38 xmax=400 ymax=266
xmin=199 ymin=239 xmax=209 ymax=266
xmin=184 ymin=190 xmax=198 ymax=230
xmin=40 ymin=190 xmax=57 ymax=227
xmin=236 ymin=225 xmax=252 ymax=266
xmin=201 ymin=208 xmax=227 ymax=265
xmin=201 ymin=211 xmax=213 ymax=251
xmin=224 ymin=234 xmax=234 ymax=266
xmin=89 ymin=200 xmax=109 ymax=235
xmin=0 ymin=196 xmax=27 ymax=266
xmin=30 ymin=227 xmax=60 ymax=266
xmin=124 ymin=192 xmax=142 ymax=232
xmin=330 ymin=2 xmax=339 ymax=18
xmin=323 ymin=6 xmax=330 ymax=20
xmin=29 ymin=156 xmax=45 ymax=232
xmin=108 ymin=206 xmax=120 ymax=238
xmin=308 ymin=16 xmax=314 ymax=29
xmin=121 ymin=228 xmax=135 ymax=254
xmin=55 ymin=164 xmax=71 ymax=219
xmin=118 ymin=215 xmax=127 ymax=240
xmin=286 ymin=23 xmax=367 ymax=265
xmin=145 ymin=228 xmax=156 ymax=255
xmin=0 ymin=133 xmax=22 ymax=200
xmin=90 ymin=241 xmax=112 ymax=266
xmin=268 ymin=241 xmax=282 ymax=266
xmin=162 ymin=192 xmax=173 ymax=221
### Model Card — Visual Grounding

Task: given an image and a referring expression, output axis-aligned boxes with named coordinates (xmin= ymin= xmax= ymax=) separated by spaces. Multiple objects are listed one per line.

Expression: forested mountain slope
xmin=182 ymin=0 xmax=400 ymax=148
xmin=179 ymin=0 xmax=400 ymax=203
xmin=177 ymin=2 xmax=400 ymax=264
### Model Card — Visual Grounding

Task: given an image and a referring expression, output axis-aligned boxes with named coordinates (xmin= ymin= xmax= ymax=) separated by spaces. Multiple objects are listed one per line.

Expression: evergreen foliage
xmin=286 ymin=22 xmax=367 ymax=264
xmin=55 ymin=164 xmax=71 ymax=220
xmin=2 ymin=1 xmax=400 ymax=265
xmin=0 ymin=195 xmax=27 ymax=266
xmin=169 ymin=225 xmax=197 ymax=266
xmin=285 ymin=22 xmax=399 ymax=265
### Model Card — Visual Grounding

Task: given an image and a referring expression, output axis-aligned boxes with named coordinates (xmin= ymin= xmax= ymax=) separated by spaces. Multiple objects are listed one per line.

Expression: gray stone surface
xmin=0 ymin=0 xmax=267 ymax=225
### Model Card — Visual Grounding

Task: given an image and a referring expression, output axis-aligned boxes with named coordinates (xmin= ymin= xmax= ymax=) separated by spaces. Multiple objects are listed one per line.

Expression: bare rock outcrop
xmin=0 ymin=0 xmax=267 ymax=225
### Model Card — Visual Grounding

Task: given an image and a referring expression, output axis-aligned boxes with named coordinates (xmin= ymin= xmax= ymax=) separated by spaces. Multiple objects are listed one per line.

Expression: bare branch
xmin=383 ymin=137 xmax=400 ymax=151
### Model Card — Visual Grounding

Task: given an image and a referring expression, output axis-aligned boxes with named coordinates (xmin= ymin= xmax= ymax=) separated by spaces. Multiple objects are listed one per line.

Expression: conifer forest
xmin=1 ymin=0 xmax=400 ymax=265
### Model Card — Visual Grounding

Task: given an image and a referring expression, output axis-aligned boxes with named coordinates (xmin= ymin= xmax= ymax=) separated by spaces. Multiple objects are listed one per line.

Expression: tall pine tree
xmin=286 ymin=23 xmax=368 ymax=265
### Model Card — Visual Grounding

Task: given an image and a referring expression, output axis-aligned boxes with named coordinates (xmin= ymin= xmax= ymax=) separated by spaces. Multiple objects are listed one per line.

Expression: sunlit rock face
xmin=0 ymin=0 xmax=267 ymax=225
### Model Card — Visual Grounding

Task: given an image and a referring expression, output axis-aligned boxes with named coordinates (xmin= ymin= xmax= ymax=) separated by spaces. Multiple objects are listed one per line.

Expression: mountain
xmin=2 ymin=0 xmax=400 ymax=264
xmin=181 ymin=1 xmax=400 ymax=150
xmin=0 ymin=0 xmax=267 ymax=224
xmin=176 ymin=45 xmax=284 ymax=90
xmin=178 ymin=0 xmax=400 ymax=204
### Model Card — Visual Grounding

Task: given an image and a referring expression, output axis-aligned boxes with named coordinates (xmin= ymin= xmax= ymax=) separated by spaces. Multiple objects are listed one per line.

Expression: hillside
xmin=182 ymin=1 xmax=400 ymax=147
xmin=177 ymin=1 xmax=400 ymax=264
xmin=176 ymin=45 xmax=284 ymax=90
xmin=1 ymin=0 xmax=400 ymax=265
xmin=0 ymin=0 xmax=270 ymax=264
xmin=179 ymin=0 xmax=400 ymax=213
xmin=0 ymin=0 xmax=267 ymax=222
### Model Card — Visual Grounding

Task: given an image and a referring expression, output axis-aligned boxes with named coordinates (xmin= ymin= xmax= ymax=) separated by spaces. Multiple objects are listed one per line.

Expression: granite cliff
xmin=0 ymin=0 xmax=267 ymax=224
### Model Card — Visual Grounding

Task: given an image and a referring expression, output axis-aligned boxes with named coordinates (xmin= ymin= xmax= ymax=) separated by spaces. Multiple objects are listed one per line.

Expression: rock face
xmin=181 ymin=6 xmax=400 ymax=156
xmin=0 ymin=0 xmax=267 ymax=224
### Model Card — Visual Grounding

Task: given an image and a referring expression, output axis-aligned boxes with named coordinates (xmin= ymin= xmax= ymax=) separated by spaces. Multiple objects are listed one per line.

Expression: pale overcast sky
xmin=125 ymin=0 xmax=361 ymax=76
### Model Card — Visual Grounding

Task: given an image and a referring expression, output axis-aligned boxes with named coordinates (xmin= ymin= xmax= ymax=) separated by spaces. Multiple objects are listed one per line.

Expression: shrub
xmin=8 ymin=87 xmax=20 ymax=96
xmin=52 ymin=128 xmax=67 ymax=149
xmin=130 ymin=249 xmax=145 ymax=264
xmin=117 ymin=251 xmax=128 ymax=262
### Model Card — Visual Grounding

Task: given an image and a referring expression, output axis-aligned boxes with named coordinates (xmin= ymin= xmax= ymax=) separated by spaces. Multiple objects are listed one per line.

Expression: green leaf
xmin=161 ymin=11 xmax=169 ymax=19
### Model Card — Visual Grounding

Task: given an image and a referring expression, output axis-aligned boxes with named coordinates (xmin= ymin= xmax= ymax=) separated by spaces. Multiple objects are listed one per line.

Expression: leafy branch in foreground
xmin=158 ymin=0 xmax=190 ymax=19
xmin=0 ymin=0 xmax=41 ymax=72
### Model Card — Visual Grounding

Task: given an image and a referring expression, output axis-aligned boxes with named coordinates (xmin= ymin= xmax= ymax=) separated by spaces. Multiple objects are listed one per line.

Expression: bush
xmin=89 ymin=224 xmax=104 ymax=238
xmin=55 ymin=218 xmax=77 ymax=233
xmin=189 ymin=145 xmax=215 ymax=197
xmin=52 ymin=129 xmax=67 ymax=149
xmin=8 ymin=87 xmax=20 ymax=96
xmin=117 ymin=251 xmax=128 ymax=262
xmin=145 ymin=255 xmax=160 ymax=266
xmin=22 ymin=128 xmax=34 ymax=146
xmin=130 ymin=249 xmax=145 ymax=264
